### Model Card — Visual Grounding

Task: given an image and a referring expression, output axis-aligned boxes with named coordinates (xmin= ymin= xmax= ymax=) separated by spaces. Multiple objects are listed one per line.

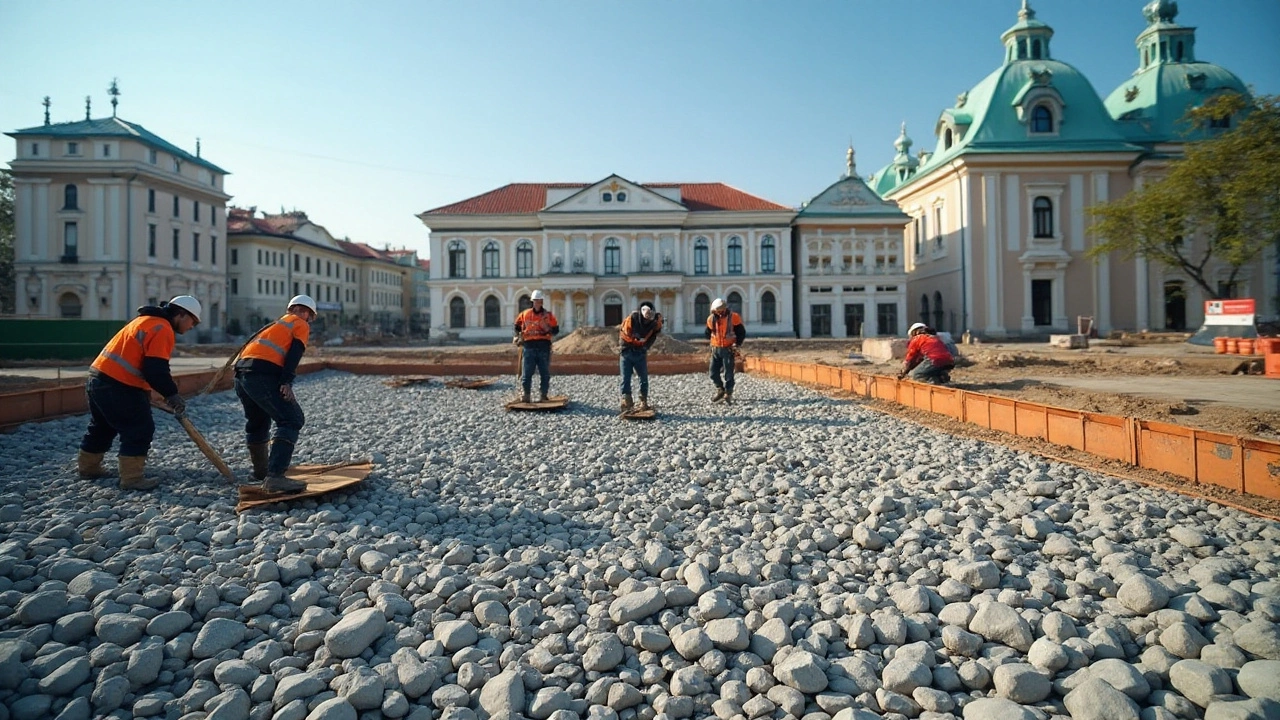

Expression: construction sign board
xmin=1204 ymin=299 xmax=1256 ymax=326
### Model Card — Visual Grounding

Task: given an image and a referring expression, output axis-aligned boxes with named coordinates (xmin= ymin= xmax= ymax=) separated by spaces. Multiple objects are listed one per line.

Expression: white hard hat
xmin=168 ymin=295 xmax=202 ymax=323
xmin=711 ymin=298 xmax=726 ymax=311
xmin=909 ymin=322 xmax=928 ymax=335
xmin=530 ymin=290 xmax=546 ymax=301
xmin=289 ymin=294 xmax=317 ymax=314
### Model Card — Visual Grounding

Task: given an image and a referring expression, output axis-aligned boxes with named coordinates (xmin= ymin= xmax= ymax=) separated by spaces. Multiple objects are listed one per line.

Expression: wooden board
xmin=445 ymin=378 xmax=498 ymax=390
xmin=236 ymin=461 xmax=373 ymax=512
xmin=620 ymin=408 xmax=657 ymax=421
xmin=505 ymin=395 xmax=570 ymax=412
xmin=383 ymin=376 xmax=436 ymax=388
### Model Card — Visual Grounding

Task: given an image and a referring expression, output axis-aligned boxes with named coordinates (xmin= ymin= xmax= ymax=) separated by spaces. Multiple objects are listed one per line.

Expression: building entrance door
xmin=1032 ymin=280 xmax=1052 ymax=326
xmin=845 ymin=303 xmax=865 ymax=337
xmin=604 ymin=302 xmax=623 ymax=326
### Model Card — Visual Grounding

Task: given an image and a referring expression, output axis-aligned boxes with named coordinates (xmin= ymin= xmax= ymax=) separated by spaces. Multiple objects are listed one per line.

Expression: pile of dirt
xmin=553 ymin=327 xmax=700 ymax=355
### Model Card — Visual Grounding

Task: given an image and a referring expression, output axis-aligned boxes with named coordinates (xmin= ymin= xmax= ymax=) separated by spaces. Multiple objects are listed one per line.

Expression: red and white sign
xmin=1204 ymin=298 xmax=1255 ymax=326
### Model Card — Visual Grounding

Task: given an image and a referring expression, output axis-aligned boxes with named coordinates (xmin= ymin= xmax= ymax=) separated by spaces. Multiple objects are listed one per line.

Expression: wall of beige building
xmin=794 ymin=222 xmax=908 ymax=338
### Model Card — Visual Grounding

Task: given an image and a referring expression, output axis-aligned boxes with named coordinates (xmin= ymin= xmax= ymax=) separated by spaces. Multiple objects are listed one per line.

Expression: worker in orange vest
xmin=513 ymin=289 xmax=559 ymax=403
xmin=705 ymin=298 xmax=746 ymax=404
xmin=233 ymin=295 xmax=316 ymax=494
xmin=618 ymin=300 xmax=663 ymax=412
xmin=78 ymin=295 xmax=202 ymax=490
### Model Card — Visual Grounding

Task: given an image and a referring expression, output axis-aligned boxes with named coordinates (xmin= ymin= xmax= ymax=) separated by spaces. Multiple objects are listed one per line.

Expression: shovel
xmin=153 ymin=402 xmax=236 ymax=484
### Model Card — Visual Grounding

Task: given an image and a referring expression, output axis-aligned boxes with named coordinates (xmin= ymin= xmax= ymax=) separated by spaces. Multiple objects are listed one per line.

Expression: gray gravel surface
xmin=1 ymin=370 xmax=1278 ymax=720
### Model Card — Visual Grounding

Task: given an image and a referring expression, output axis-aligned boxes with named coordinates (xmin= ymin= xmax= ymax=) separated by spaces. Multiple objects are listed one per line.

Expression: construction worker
xmin=898 ymin=322 xmax=955 ymax=385
xmin=619 ymin=301 xmax=663 ymax=412
xmin=513 ymin=289 xmax=559 ymax=403
xmin=233 ymin=295 xmax=316 ymax=494
xmin=706 ymin=298 xmax=746 ymax=404
xmin=78 ymin=295 xmax=202 ymax=490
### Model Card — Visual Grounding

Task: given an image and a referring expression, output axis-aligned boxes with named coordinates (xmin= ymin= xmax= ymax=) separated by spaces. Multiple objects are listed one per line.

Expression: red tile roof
xmin=423 ymin=182 xmax=789 ymax=215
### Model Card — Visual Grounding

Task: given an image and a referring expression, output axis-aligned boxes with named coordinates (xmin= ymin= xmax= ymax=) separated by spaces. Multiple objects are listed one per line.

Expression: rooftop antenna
xmin=84 ymin=96 xmax=91 ymax=120
xmin=108 ymin=78 xmax=120 ymax=117
xmin=196 ymin=137 xmax=201 ymax=158
xmin=42 ymin=96 xmax=51 ymax=126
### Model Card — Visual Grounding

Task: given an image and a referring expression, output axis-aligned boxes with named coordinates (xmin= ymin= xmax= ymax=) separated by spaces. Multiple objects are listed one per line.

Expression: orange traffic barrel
xmin=1259 ymin=338 xmax=1280 ymax=355
xmin=1214 ymin=337 xmax=1229 ymax=354
xmin=1226 ymin=338 xmax=1240 ymax=353
xmin=1238 ymin=339 xmax=1256 ymax=355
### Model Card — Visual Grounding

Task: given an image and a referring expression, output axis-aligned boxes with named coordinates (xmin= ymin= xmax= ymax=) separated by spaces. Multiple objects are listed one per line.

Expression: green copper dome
xmin=1104 ymin=0 xmax=1249 ymax=143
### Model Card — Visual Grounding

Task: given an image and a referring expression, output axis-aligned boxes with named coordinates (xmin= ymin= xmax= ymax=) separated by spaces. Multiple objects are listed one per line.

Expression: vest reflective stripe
xmin=708 ymin=312 xmax=739 ymax=347
xmin=239 ymin=314 xmax=307 ymax=367
xmin=96 ymin=351 xmax=144 ymax=379
xmin=90 ymin=316 xmax=174 ymax=389
xmin=252 ymin=337 xmax=288 ymax=356
xmin=518 ymin=310 xmax=556 ymax=342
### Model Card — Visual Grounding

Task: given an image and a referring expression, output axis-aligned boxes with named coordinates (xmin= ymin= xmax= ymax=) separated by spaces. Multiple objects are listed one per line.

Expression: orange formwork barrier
xmin=744 ymin=358 xmax=1280 ymax=506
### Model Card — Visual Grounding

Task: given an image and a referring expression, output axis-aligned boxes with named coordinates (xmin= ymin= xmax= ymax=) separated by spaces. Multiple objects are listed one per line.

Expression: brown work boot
xmin=621 ymin=394 xmax=634 ymax=412
xmin=538 ymin=392 xmax=549 ymax=403
xmin=262 ymin=473 xmax=307 ymax=494
xmin=712 ymin=388 xmax=726 ymax=403
xmin=77 ymin=450 xmax=108 ymax=480
xmin=118 ymin=455 xmax=158 ymax=491
xmin=724 ymin=392 xmax=733 ymax=405
xmin=247 ymin=442 xmax=269 ymax=482
xmin=520 ymin=391 xmax=531 ymax=404
xmin=638 ymin=394 xmax=650 ymax=411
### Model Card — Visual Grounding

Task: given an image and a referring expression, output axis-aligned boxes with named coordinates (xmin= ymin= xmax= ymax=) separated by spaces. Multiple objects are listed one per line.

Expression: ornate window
xmin=63 ymin=184 xmax=78 ymax=210
xmin=1033 ymin=197 xmax=1054 ymax=238
xmin=616 ymin=191 xmax=627 ymax=202
xmin=602 ymin=192 xmax=612 ymax=203
xmin=727 ymin=291 xmax=743 ymax=316
xmin=694 ymin=293 xmax=710 ymax=320
xmin=516 ymin=241 xmax=534 ymax=277
xmin=449 ymin=297 xmax=466 ymax=328
xmin=761 ymin=291 xmax=777 ymax=324
xmin=944 ymin=128 xmax=954 ymax=150
xmin=760 ymin=235 xmax=776 ymax=273
xmin=1031 ymin=105 xmax=1054 ymax=133
xmin=482 ymin=242 xmax=500 ymax=278
xmin=603 ymin=238 xmax=621 ymax=275
xmin=63 ymin=221 xmax=78 ymax=259
xmin=483 ymin=296 xmax=501 ymax=327
xmin=727 ymin=237 xmax=743 ymax=274
xmin=448 ymin=241 xmax=467 ymax=278
xmin=694 ymin=237 xmax=709 ymax=275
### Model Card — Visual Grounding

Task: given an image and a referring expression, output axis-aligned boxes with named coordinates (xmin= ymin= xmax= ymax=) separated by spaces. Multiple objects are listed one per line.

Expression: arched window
xmin=516 ymin=241 xmax=534 ymax=277
xmin=694 ymin=238 xmax=709 ymax=275
xmin=943 ymin=128 xmax=954 ymax=150
xmin=482 ymin=242 xmax=500 ymax=278
xmin=760 ymin=235 xmax=776 ymax=273
xmin=483 ymin=295 xmax=501 ymax=327
xmin=1031 ymin=39 xmax=1042 ymax=59
xmin=449 ymin=297 xmax=466 ymax=328
xmin=727 ymin=237 xmax=743 ymax=274
xmin=603 ymin=238 xmax=621 ymax=275
xmin=616 ymin=191 xmax=627 ymax=202
xmin=63 ymin=184 xmax=78 ymax=210
xmin=1031 ymin=105 xmax=1054 ymax=133
xmin=727 ymin=292 xmax=743 ymax=316
xmin=920 ymin=294 xmax=931 ymax=324
xmin=933 ymin=291 xmax=945 ymax=330
xmin=448 ymin=241 xmax=467 ymax=279
xmin=1033 ymin=197 xmax=1054 ymax=237
xmin=694 ymin=293 xmax=710 ymax=320
xmin=601 ymin=192 xmax=612 ymax=203
xmin=518 ymin=294 xmax=532 ymax=311
xmin=59 ymin=292 xmax=82 ymax=319
xmin=761 ymin=291 xmax=777 ymax=324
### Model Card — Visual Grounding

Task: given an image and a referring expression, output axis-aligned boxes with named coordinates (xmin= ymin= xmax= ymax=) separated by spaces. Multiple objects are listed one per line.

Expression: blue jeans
xmin=235 ymin=372 xmax=305 ymax=474
xmin=619 ymin=348 xmax=649 ymax=396
xmin=908 ymin=357 xmax=953 ymax=384
xmin=709 ymin=347 xmax=736 ymax=393
xmin=521 ymin=344 xmax=551 ymax=396
xmin=80 ymin=374 xmax=155 ymax=457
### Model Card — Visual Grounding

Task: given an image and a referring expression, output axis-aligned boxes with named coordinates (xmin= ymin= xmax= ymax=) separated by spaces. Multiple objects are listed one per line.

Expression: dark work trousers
xmin=619 ymin=347 xmax=649 ymax=397
xmin=521 ymin=343 xmax=552 ymax=397
xmin=709 ymin=346 xmax=737 ymax=393
xmin=80 ymin=374 xmax=155 ymax=457
xmin=235 ymin=371 xmax=305 ymax=474
xmin=908 ymin=357 xmax=954 ymax=384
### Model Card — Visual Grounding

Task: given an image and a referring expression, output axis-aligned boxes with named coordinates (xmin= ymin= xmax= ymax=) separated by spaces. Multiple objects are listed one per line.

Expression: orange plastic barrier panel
xmin=989 ymin=397 xmax=1018 ymax=434
xmin=930 ymin=387 xmax=964 ymax=420
xmin=964 ymin=393 xmax=992 ymax=429
xmin=1138 ymin=420 xmax=1197 ymax=480
xmin=1194 ymin=431 xmax=1245 ymax=493
xmin=1243 ymin=440 xmax=1280 ymax=500
xmin=1014 ymin=402 xmax=1049 ymax=441
xmin=1046 ymin=407 xmax=1086 ymax=451
xmin=1083 ymin=412 xmax=1135 ymax=464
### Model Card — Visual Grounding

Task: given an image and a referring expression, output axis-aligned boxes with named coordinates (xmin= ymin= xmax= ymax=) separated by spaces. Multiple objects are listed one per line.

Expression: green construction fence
xmin=0 ymin=319 xmax=126 ymax=360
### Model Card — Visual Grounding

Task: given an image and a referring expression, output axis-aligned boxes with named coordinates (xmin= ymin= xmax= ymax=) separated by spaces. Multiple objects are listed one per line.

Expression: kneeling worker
xmin=899 ymin=322 xmax=955 ymax=384
xmin=78 ymin=295 xmax=202 ymax=490
xmin=619 ymin=301 xmax=663 ymax=412
xmin=234 ymin=295 xmax=316 ymax=494
xmin=513 ymin=290 xmax=559 ymax=403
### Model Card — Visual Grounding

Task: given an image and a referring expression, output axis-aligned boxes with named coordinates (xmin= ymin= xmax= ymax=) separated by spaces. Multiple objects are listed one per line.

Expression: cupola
xmin=1135 ymin=0 xmax=1196 ymax=69
xmin=1000 ymin=0 xmax=1054 ymax=64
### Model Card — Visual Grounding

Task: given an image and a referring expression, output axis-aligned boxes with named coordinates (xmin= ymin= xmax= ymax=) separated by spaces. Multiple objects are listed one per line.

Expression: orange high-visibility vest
xmin=90 ymin=316 xmax=175 ymax=389
xmin=515 ymin=308 xmax=557 ymax=342
xmin=707 ymin=311 xmax=742 ymax=348
xmin=620 ymin=313 xmax=662 ymax=349
xmin=240 ymin=313 xmax=311 ymax=367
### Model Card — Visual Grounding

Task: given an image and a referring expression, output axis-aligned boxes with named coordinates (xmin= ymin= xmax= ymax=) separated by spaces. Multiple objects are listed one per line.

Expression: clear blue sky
xmin=3 ymin=0 xmax=1277 ymax=259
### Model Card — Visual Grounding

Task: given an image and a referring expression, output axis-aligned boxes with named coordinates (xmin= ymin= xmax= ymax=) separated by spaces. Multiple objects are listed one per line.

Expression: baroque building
xmin=869 ymin=0 xmax=1274 ymax=337
xmin=6 ymin=106 xmax=230 ymax=333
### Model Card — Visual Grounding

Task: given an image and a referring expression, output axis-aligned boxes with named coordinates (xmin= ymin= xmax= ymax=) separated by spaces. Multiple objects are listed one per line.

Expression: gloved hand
xmin=280 ymin=384 xmax=296 ymax=403
xmin=165 ymin=394 xmax=187 ymax=418
xmin=512 ymin=336 xmax=523 ymax=346
xmin=896 ymin=371 xmax=906 ymax=381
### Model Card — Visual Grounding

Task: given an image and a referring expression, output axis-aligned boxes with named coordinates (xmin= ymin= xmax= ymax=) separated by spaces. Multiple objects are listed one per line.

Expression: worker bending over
xmin=706 ymin=298 xmax=746 ymax=404
xmin=899 ymin=322 xmax=955 ymax=385
xmin=619 ymin=301 xmax=663 ymax=412
xmin=78 ymin=295 xmax=202 ymax=490
xmin=513 ymin=289 xmax=559 ymax=403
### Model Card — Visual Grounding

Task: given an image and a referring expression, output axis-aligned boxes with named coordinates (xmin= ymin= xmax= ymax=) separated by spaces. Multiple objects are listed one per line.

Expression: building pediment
xmin=542 ymin=175 xmax=688 ymax=214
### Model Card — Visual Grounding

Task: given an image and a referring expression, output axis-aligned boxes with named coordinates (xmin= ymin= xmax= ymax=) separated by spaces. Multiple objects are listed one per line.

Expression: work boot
xmin=247 ymin=442 xmax=269 ymax=482
xmin=118 ymin=455 xmax=158 ymax=491
xmin=77 ymin=450 xmax=108 ymax=480
xmin=520 ymin=391 xmax=531 ymax=404
xmin=638 ymin=394 xmax=650 ymax=411
xmin=724 ymin=392 xmax=734 ymax=405
xmin=262 ymin=473 xmax=307 ymax=494
xmin=712 ymin=388 xmax=726 ymax=403
xmin=621 ymin=393 xmax=634 ymax=412
xmin=538 ymin=392 xmax=549 ymax=403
